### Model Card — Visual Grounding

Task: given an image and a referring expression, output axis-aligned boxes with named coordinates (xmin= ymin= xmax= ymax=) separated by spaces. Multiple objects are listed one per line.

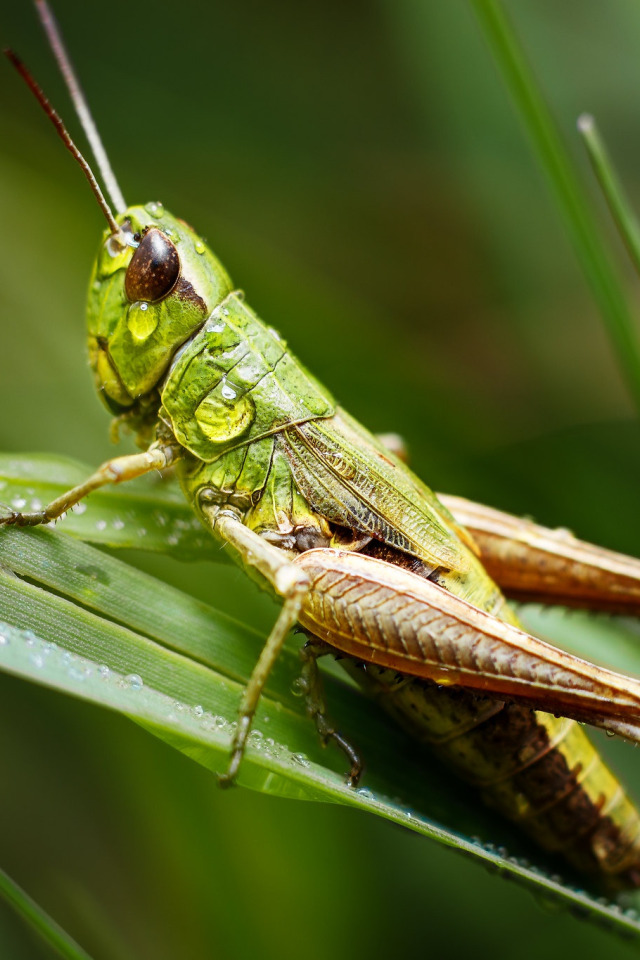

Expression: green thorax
xmin=160 ymin=292 xmax=334 ymax=461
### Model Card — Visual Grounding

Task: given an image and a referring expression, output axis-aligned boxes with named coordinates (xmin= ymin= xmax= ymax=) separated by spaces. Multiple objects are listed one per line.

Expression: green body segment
xmin=87 ymin=203 xmax=640 ymax=886
xmin=346 ymin=621 xmax=640 ymax=883
xmin=160 ymin=292 xmax=334 ymax=461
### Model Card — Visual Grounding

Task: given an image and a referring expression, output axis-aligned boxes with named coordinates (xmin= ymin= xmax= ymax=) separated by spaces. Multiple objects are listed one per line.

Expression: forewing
xmin=283 ymin=409 xmax=473 ymax=572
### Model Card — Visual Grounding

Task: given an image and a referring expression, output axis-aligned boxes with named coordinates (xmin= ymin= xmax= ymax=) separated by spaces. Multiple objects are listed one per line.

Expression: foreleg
xmin=0 ymin=444 xmax=179 ymax=527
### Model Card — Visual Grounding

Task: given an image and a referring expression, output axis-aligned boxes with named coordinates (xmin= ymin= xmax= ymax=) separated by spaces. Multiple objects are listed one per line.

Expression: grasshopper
xmin=5 ymin=0 xmax=640 ymax=889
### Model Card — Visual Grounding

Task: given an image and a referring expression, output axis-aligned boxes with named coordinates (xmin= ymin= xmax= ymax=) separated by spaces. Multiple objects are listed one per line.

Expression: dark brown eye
xmin=124 ymin=228 xmax=180 ymax=303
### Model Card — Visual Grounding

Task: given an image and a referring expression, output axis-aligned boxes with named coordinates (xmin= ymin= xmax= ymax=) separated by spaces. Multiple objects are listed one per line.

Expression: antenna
xmin=34 ymin=0 xmax=126 ymax=215
xmin=4 ymin=48 xmax=121 ymax=235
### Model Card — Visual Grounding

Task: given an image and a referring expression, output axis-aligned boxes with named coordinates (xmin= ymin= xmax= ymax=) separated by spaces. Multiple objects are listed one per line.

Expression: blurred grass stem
xmin=0 ymin=867 xmax=94 ymax=960
xmin=578 ymin=114 xmax=640 ymax=282
xmin=471 ymin=0 xmax=640 ymax=414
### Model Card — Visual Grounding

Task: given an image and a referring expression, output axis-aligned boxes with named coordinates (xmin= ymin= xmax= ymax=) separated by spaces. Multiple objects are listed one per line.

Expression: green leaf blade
xmin=3 ymin=454 xmax=640 ymax=934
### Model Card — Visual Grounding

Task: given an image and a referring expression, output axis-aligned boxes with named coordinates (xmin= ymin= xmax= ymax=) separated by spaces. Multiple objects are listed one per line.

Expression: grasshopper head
xmin=87 ymin=204 xmax=233 ymax=419
xmin=6 ymin=17 xmax=232 ymax=439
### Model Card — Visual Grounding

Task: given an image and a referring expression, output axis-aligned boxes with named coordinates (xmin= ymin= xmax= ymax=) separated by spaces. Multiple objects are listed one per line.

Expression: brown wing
xmin=295 ymin=547 xmax=640 ymax=740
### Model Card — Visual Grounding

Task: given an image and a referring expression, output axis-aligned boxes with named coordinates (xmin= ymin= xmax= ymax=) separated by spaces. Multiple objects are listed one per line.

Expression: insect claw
xmin=0 ymin=506 xmax=27 ymax=526
xmin=345 ymin=765 xmax=363 ymax=789
xmin=217 ymin=771 xmax=238 ymax=790
xmin=0 ymin=510 xmax=48 ymax=527
xmin=218 ymin=742 xmax=244 ymax=788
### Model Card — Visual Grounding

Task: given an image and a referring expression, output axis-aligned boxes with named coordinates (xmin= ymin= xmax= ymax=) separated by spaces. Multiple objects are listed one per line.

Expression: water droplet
xmin=68 ymin=666 xmax=89 ymax=682
xmin=357 ymin=787 xmax=374 ymax=799
xmin=606 ymin=729 xmax=616 ymax=738
xmin=76 ymin=563 xmax=109 ymax=584
xmin=305 ymin=396 xmax=329 ymax=416
xmin=291 ymin=753 xmax=310 ymax=767
xmin=221 ymin=382 xmax=237 ymax=401
xmin=552 ymin=526 xmax=574 ymax=540
xmin=145 ymin=201 xmax=164 ymax=218
xmin=30 ymin=498 xmax=42 ymax=512
xmin=223 ymin=308 xmax=229 ymax=316
xmin=11 ymin=497 xmax=26 ymax=510
xmin=74 ymin=502 xmax=87 ymax=515
xmin=210 ymin=320 xmax=226 ymax=333
xmin=24 ymin=630 xmax=36 ymax=647
xmin=192 ymin=704 xmax=204 ymax=718
xmin=195 ymin=389 xmax=254 ymax=442
xmin=127 ymin=301 xmax=158 ymax=342
xmin=29 ymin=652 xmax=44 ymax=668
xmin=167 ymin=534 xmax=179 ymax=546
xmin=124 ymin=673 xmax=143 ymax=691
xmin=236 ymin=360 xmax=261 ymax=382
xmin=98 ymin=664 xmax=110 ymax=679
xmin=106 ymin=235 xmax=126 ymax=257
xmin=112 ymin=518 xmax=125 ymax=531
xmin=213 ymin=716 xmax=227 ymax=730
xmin=195 ymin=239 xmax=205 ymax=254
xmin=290 ymin=677 xmax=307 ymax=697
xmin=138 ymin=528 xmax=147 ymax=537
xmin=96 ymin=520 xmax=107 ymax=532
xmin=0 ymin=632 xmax=9 ymax=647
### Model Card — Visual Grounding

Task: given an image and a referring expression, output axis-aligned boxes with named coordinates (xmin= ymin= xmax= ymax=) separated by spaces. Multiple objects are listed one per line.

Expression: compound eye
xmin=124 ymin=228 xmax=180 ymax=302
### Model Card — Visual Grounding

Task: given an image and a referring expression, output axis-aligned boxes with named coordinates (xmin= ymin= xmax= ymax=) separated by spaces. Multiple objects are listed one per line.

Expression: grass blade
xmin=3 ymin=481 xmax=640 ymax=933
xmin=0 ymin=867 xmax=94 ymax=960
xmin=578 ymin=114 xmax=640 ymax=280
xmin=470 ymin=0 xmax=640 ymax=412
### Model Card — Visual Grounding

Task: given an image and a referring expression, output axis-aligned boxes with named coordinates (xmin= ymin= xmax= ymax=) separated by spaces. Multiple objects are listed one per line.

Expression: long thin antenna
xmin=4 ymin=49 xmax=121 ymax=235
xmin=34 ymin=0 xmax=127 ymax=215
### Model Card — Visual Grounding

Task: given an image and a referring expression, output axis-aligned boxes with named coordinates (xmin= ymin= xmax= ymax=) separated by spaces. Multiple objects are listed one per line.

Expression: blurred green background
xmin=2 ymin=0 xmax=640 ymax=957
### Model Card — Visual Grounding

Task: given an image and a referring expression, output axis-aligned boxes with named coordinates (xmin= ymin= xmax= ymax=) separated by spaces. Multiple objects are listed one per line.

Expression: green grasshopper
xmin=6 ymin=0 xmax=640 ymax=889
